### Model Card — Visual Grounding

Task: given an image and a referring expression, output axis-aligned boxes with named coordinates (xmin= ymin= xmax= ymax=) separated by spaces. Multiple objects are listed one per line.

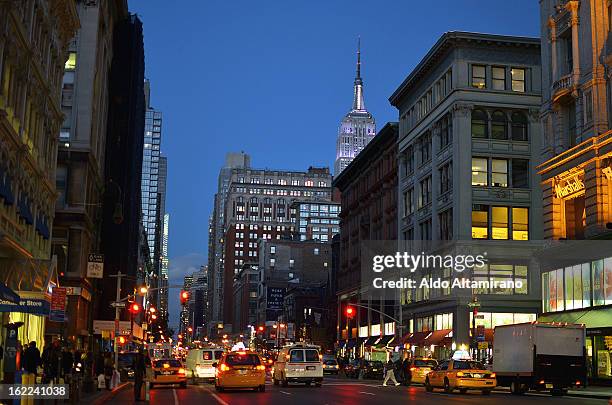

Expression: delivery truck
xmin=492 ymin=322 xmax=586 ymax=396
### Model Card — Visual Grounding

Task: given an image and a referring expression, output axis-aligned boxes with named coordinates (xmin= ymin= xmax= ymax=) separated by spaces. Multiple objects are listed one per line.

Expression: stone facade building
xmin=390 ymin=32 xmax=543 ymax=359
xmin=0 ymin=0 xmax=79 ymax=348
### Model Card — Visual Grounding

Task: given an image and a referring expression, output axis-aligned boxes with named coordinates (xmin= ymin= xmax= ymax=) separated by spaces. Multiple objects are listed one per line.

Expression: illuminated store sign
xmin=555 ymin=175 xmax=584 ymax=199
xmin=602 ymin=166 xmax=612 ymax=181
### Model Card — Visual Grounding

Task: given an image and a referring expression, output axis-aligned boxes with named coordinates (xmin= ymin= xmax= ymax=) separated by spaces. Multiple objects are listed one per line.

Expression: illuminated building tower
xmin=334 ymin=39 xmax=376 ymax=175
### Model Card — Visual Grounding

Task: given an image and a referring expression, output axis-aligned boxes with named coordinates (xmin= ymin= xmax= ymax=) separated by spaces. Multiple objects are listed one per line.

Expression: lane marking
xmin=172 ymin=388 xmax=179 ymax=405
xmin=358 ymin=391 xmax=376 ymax=396
xmin=202 ymin=387 xmax=230 ymax=405
xmin=279 ymin=390 xmax=293 ymax=395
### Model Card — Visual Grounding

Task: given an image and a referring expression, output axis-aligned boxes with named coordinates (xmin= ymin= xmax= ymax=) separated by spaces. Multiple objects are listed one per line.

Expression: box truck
xmin=492 ymin=322 xmax=586 ymax=396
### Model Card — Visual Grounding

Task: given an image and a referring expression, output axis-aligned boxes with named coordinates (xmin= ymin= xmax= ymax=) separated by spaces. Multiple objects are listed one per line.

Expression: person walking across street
xmin=382 ymin=359 xmax=400 ymax=386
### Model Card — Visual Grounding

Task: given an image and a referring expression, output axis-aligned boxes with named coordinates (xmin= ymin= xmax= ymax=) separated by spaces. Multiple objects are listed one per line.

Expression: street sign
xmin=87 ymin=253 xmax=104 ymax=279
xmin=49 ymin=287 xmax=66 ymax=322
xmin=110 ymin=302 xmax=126 ymax=308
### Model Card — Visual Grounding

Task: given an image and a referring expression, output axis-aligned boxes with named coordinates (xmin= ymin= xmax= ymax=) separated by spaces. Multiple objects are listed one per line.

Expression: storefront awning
xmin=364 ymin=336 xmax=379 ymax=346
xmin=423 ymin=329 xmax=452 ymax=346
xmin=376 ymin=335 xmax=394 ymax=347
xmin=403 ymin=331 xmax=431 ymax=345
xmin=0 ymin=282 xmax=20 ymax=304
xmin=538 ymin=309 xmax=612 ymax=329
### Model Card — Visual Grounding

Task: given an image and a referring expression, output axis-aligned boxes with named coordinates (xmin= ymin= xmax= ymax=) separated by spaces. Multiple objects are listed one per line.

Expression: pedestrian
xmin=61 ymin=346 xmax=74 ymax=384
xmin=382 ymin=359 xmax=400 ymax=386
xmin=402 ymin=357 xmax=411 ymax=385
xmin=132 ymin=350 xmax=147 ymax=401
xmin=41 ymin=340 xmax=60 ymax=384
xmin=103 ymin=352 xmax=114 ymax=390
xmin=22 ymin=341 xmax=41 ymax=380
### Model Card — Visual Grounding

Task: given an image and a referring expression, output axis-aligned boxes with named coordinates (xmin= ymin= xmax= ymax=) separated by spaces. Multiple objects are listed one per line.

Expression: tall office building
xmin=207 ymin=152 xmax=251 ymax=333
xmin=334 ymin=40 xmax=376 ymax=174
xmin=180 ymin=274 xmax=194 ymax=335
xmin=141 ymin=80 xmax=167 ymax=317
xmin=158 ymin=157 xmax=169 ymax=319
xmin=222 ymin=165 xmax=333 ymax=329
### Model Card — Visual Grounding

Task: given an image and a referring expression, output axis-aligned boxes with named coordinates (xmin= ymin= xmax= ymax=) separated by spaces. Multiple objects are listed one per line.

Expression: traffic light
xmin=129 ymin=303 xmax=140 ymax=314
xmin=118 ymin=336 xmax=127 ymax=345
xmin=180 ymin=291 xmax=189 ymax=304
xmin=188 ymin=327 xmax=193 ymax=333
xmin=346 ymin=306 xmax=355 ymax=318
xmin=258 ymin=326 xmax=264 ymax=332
xmin=151 ymin=314 xmax=157 ymax=320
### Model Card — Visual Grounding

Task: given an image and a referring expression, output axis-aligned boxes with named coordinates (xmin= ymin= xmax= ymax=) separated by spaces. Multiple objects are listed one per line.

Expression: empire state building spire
xmin=352 ymin=37 xmax=365 ymax=111
xmin=335 ymin=38 xmax=376 ymax=175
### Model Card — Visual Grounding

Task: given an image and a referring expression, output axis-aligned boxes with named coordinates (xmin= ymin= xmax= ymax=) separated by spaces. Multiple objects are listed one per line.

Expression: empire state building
xmin=334 ymin=40 xmax=376 ymax=175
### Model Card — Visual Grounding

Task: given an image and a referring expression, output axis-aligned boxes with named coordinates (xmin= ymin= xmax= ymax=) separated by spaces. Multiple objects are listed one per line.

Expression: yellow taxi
xmin=407 ymin=358 xmax=438 ymax=385
xmin=150 ymin=358 xmax=187 ymax=388
xmin=425 ymin=359 xmax=496 ymax=395
xmin=214 ymin=351 xmax=266 ymax=392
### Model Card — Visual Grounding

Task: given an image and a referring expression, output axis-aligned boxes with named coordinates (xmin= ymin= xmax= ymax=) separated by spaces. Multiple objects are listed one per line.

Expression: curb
xmin=493 ymin=386 xmax=611 ymax=400
xmin=90 ymin=382 xmax=131 ymax=405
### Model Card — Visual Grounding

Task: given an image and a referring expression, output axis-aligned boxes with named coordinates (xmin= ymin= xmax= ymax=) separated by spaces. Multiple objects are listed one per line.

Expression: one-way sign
xmin=87 ymin=253 xmax=104 ymax=279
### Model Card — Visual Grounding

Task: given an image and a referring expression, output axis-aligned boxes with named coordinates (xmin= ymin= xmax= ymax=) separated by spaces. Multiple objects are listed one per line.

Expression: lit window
xmin=65 ymin=52 xmax=77 ymax=70
xmin=491 ymin=159 xmax=508 ymax=187
xmin=492 ymin=67 xmax=505 ymax=90
xmin=471 ymin=65 xmax=486 ymax=88
xmin=471 ymin=158 xmax=488 ymax=186
xmin=491 ymin=206 xmax=509 ymax=240
xmin=512 ymin=207 xmax=529 ymax=240
xmin=472 ymin=205 xmax=488 ymax=239
xmin=511 ymin=68 xmax=525 ymax=92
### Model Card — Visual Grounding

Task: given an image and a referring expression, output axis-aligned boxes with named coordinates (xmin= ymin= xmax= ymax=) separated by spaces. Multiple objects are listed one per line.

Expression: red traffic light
xmin=188 ymin=327 xmax=193 ymax=333
xmin=346 ymin=306 xmax=355 ymax=318
xmin=129 ymin=303 xmax=140 ymax=313
xmin=118 ymin=336 xmax=127 ymax=345
xmin=180 ymin=290 xmax=189 ymax=304
xmin=258 ymin=326 xmax=264 ymax=332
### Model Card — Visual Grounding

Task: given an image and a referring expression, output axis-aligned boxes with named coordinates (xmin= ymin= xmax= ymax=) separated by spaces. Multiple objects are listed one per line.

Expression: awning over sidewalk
xmin=364 ymin=336 xmax=379 ymax=346
xmin=403 ymin=331 xmax=431 ymax=345
xmin=375 ymin=335 xmax=395 ymax=348
xmin=0 ymin=281 xmax=20 ymax=303
xmin=423 ymin=329 xmax=452 ymax=346
xmin=538 ymin=309 xmax=612 ymax=329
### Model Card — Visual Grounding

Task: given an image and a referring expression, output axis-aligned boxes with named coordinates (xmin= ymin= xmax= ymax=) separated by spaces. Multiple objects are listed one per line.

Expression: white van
xmin=185 ymin=347 xmax=224 ymax=382
xmin=273 ymin=344 xmax=323 ymax=387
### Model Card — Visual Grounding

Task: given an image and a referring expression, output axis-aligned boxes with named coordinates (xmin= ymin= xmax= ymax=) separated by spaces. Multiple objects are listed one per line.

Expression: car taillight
xmin=456 ymin=372 xmax=464 ymax=377
xmin=268 ymin=359 xmax=273 ymax=364
xmin=490 ymin=373 xmax=496 ymax=378
xmin=178 ymin=368 xmax=185 ymax=375
xmin=410 ymin=367 xmax=417 ymax=371
xmin=220 ymin=363 xmax=230 ymax=372
xmin=319 ymin=354 xmax=323 ymax=361
xmin=256 ymin=365 xmax=266 ymax=371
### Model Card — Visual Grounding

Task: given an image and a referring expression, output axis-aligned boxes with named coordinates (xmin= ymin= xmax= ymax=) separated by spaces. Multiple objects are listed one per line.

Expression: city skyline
xmin=129 ymin=0 xmax=540 ymax=329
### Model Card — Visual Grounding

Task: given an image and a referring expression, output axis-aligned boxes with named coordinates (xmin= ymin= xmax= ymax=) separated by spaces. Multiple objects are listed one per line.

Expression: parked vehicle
xmin=425 ymin=359 xmax=496 ymax=395
xmin=185 ymin=347 xmax=224 ymax=383
xmin=493 ymin=322 xmax=587 ymax=396
xmin=343 ymin=360 xmax=360 ymax=378
xmin=273 ymin=344 xmax=323 ymax=387
xmin=363 ymin=360 xmax=384 ymax=379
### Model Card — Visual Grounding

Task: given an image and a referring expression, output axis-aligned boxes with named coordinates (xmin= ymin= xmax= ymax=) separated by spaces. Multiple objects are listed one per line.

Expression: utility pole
xmin=110 ymin=271 xmax=126 ymax=372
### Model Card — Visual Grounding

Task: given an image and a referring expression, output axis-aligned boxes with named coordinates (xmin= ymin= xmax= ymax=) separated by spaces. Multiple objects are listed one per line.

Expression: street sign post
xmin=87 ymin=254 xmax=104 ymax=278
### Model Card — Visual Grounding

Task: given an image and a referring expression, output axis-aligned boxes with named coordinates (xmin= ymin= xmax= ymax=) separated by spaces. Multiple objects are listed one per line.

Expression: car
xmin=406 ymin=358 xmax=438 ymax=385
xmin=322 ymin=359 xmax=339 ymax=375
xmin=425 ymin=359 xmax=496 ymax=395
xmin=213 ymin=351 xmax=266 ymax=392
xmin=118 ymin=352 xmax=137 ymax=380
xmin=149 ymin=358 xmax=187 ymax=389
xmin=343 ymin=360 xmax=360 ymax=378
xmin=363 ymin=360 xmax=384 ymax=379
xmin=185 ymin=347 xmax=224 ymax=383
xmin=273 ymin=344 xmax=323 ymax=387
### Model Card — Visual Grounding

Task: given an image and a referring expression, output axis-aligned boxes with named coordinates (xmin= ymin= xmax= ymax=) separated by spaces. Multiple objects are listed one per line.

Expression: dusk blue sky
xmin=129 ymin=0 xmax=540 ymax=329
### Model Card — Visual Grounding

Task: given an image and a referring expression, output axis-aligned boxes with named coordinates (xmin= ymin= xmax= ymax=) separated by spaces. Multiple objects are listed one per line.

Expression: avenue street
xmin=107 ymin=376 xmax=610 ymax=405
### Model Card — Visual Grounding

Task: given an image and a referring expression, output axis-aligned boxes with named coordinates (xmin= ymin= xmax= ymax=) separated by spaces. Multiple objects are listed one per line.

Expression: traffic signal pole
xmin=110 ymin=271 xmax=125 ymax=372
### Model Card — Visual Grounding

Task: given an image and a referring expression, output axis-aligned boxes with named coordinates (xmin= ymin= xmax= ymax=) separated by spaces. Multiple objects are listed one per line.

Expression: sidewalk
xmin=79 ymin=382 xmax=130 ymax=405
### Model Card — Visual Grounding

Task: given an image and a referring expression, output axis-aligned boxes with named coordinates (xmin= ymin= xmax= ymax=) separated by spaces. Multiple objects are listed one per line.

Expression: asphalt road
xmin=108 ymin=376 xmax=610 ymax=405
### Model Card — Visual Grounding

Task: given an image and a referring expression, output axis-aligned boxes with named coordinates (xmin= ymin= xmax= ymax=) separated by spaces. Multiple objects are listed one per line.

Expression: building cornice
xmin=389 ymin=31 xmax=540 ymax=106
